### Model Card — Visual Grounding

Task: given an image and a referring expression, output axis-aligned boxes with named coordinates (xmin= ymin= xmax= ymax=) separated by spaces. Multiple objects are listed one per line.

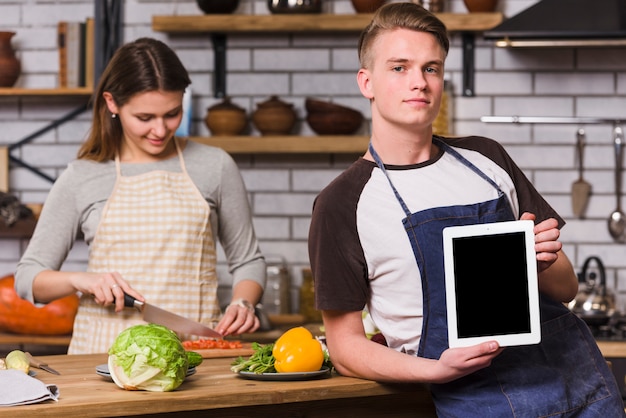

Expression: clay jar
xmin=350 ymin=0 xmax=386 ymax=13
xmin=463 ymin=0 xmax=498 ymax=12
xmin=195 ymin=0 xmax=240 ymax=14
xmin=204 ymin=97 xmax=247 ymax=136
xmin=252 ymin=96 xmax=297 ymax=136
xmin=0 ymin=32 xmax=20 ymax=87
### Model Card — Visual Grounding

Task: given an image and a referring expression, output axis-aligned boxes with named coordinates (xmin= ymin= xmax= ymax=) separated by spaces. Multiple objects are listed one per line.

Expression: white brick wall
xmin=1 ymin=0 xmax=626 ymax=310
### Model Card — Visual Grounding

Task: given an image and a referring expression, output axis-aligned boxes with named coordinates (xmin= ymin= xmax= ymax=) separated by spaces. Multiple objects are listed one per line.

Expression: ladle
xmin=608 ymin=125 xmax=626 ymax=242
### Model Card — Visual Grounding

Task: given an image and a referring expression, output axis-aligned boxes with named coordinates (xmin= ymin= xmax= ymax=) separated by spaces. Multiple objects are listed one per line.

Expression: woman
xmin=15 ymin=38 xmax=266 ymax=354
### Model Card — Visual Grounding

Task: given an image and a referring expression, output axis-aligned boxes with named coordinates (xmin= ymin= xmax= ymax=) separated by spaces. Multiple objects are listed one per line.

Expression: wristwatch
xmin=229 ymin=298 xmax=255 ymax=314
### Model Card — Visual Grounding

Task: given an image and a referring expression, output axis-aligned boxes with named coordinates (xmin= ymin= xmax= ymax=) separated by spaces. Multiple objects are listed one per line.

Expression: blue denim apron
xmin=370 ymin=139 xmax=624 ymax=417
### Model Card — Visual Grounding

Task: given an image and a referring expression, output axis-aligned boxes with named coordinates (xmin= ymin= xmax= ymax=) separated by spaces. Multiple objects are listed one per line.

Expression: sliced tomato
xmin=182 ymin=339 xmax=243 ymax=350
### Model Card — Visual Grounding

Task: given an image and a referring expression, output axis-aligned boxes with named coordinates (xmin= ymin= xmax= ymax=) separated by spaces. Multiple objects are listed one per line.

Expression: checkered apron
xmin=68 ymin=139 xmax=219 ymax=354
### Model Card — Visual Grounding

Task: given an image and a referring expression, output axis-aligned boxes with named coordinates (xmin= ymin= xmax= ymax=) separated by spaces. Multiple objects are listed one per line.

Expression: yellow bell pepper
xmin=272 ymin=327 xmax=324 ymax=373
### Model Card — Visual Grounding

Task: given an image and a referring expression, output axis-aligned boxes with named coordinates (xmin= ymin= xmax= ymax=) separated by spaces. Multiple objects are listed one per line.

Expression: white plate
xmin=237 ymin=366 xmax=331 ymax=381
xmin=96 ymin=364 xmax=196 ymax=380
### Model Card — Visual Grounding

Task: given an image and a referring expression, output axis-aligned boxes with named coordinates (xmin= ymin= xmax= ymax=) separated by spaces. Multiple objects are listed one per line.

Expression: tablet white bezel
xmin=443 ymin=220 xmax=541 ymax=348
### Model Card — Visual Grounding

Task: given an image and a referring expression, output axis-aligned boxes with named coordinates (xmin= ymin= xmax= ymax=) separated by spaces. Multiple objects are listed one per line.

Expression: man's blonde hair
xmin=358 ymin=2 xmax=450 ymax=69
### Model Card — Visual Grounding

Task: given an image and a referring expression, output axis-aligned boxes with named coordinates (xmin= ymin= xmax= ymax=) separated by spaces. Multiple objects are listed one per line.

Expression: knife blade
xmin=123 ymin=293 xmax=223 ymax=339
xmin=25 ymin=352 xmax=61 ymax=375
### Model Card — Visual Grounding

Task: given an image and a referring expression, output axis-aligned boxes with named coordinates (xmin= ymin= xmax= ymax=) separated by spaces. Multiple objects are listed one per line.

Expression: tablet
xmin=442 ymin=220 xmax=541 ymax=348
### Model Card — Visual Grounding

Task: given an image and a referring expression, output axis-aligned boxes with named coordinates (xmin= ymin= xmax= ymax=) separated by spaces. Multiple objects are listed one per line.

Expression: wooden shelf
xmin=190 ymin=135 xmax=369 ymax=154
xmin=152 ymin=12 xmax=503 ymax=33
xmin=153 ymin=12 xmax=501 ymax=98
xmin=0 ymin=217 xmax=36 ymax=238
xmin=0 ymin=332 xmax=71 ymax=346
xmin=0 ymin=87 xmax=92 ymax=96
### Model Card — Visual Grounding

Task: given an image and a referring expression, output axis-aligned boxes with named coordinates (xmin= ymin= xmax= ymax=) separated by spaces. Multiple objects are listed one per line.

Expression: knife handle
xmin=25 ymin=352 xmax=45 ymax=368
xmin=123 ymin=292 xmax=144 ymax=310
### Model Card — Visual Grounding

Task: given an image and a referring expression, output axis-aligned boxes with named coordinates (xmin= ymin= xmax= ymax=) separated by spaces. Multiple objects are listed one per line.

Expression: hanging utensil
xmin=571 ymin=128 xmax=592 ymax=218
xmin=608 ymin=125 xmax=626 ymax=242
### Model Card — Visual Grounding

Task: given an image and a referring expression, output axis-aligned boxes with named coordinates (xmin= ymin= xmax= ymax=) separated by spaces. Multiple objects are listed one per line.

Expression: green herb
xmin=230 ymin=342 xmax=276 ymax=374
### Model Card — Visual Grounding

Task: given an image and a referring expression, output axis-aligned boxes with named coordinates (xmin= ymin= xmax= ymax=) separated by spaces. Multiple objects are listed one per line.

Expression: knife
xmin=123 ymin=293 xmax=223 ymax=339
xmin=25 ymin=352 xmax=61 ymax=375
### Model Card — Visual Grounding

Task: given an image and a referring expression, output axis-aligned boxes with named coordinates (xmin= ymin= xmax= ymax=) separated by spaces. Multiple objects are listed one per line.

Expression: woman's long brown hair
xmin=77 ymin=37 xmax=191 ymax=162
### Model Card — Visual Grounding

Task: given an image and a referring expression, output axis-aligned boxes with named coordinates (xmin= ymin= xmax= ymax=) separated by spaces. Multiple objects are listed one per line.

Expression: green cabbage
xmin=108 ymin=324 xmax=189 ymax=392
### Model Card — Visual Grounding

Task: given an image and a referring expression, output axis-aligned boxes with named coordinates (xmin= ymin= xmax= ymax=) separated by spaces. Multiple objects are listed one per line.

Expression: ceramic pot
xmin=204 ymin=97 xmax=247 ymax=135
xmin=252 ymin=96 xmax=297 ymax=135
xmin=196 ymin=0 xmax=240 ymax=14
xmin=0 ymin=32 xmax=20 ymax=87
xmin=350 ymin=0 xmax=386 ymax=13
xmin=463 ymin=0 xmax=497 ymax=12
xmin=268 ymin=0 xmax=322 ymax=14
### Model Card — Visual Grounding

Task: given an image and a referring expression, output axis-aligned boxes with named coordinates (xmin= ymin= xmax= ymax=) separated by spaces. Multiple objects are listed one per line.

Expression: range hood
xmin=484 ymin=0 xmax=626 ymax=47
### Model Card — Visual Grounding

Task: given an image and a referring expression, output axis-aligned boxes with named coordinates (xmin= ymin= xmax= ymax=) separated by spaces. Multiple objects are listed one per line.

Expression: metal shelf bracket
xmin=212 ymin=33 xmax=227 ymax=98
xmin=462 ymin=33 xmax=475 ymax=97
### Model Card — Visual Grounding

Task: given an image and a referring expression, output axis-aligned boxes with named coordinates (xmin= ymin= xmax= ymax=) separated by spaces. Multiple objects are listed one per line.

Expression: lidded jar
xmin=204 ymin=97 xmax=247 ymax=136
xmin=252 ymin=95 xmax=297 ymax=135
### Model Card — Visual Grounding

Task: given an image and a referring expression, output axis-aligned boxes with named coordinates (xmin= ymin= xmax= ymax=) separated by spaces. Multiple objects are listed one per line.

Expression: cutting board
xmin=193 ymin=342 xmax=255 ymax=359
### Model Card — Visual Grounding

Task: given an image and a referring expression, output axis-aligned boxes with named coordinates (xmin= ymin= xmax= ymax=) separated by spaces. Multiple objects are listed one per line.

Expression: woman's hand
xmin=70 ymin=271 xmax=144 ymax=312
xmin=216 ymin=299 xmax=260 ymax=337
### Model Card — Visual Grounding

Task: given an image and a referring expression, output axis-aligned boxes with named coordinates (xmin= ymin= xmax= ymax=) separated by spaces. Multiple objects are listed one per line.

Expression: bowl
xmin=305 ymin=98 xmax=364 ymax=135
xmin=196 ymin=0 xmax=240 ymax=14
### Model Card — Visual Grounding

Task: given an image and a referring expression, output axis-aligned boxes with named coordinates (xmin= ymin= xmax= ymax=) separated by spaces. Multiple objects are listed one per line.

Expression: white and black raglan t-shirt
xmin=308 ymin=136 xmax=563 ymax=354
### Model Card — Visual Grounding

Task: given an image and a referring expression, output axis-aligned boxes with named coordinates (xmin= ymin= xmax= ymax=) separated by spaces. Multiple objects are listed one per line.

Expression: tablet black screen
xmin=452 ymin=231 xmax=531 ymax=338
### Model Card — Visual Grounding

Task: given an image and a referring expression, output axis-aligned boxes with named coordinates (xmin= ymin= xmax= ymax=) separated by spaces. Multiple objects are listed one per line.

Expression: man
xmin=308 ymin=3 xmax=624 ymax=416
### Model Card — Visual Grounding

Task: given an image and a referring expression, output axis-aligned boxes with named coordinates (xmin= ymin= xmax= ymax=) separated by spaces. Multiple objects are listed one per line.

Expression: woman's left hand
xmin=216 ymin=299 xmax=260 ymax=337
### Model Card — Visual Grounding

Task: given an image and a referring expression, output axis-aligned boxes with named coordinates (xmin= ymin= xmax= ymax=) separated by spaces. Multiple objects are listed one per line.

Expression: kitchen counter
xmin=1 ymin=353 xmax=436 ymax=417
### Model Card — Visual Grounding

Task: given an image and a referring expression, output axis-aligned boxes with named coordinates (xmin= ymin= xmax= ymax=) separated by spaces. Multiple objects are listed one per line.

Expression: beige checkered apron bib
xmin=68 ymin=139 xmax=219 ymax=354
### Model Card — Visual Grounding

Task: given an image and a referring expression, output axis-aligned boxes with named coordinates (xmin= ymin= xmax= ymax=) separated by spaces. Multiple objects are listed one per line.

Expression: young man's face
xmin=358 ymin=28 xmax=446 ymax=132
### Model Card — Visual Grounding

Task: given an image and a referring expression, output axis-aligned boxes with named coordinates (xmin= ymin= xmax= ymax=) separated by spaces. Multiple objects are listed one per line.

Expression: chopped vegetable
xmin=108 ymin=324 xmax=189 ymax=392
xmin=272 ymin=326 xmax=324 ymax=373
xmin=182 ymin=339 xmax=243 ymax=350
xmin=5 ymin=350 xmax=29 ymax=374
xmin=230 ymin=342 xmax=276 ymax=374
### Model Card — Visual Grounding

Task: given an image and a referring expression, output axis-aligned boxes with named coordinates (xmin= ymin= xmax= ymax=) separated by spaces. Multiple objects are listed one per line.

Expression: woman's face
xmin=104 ymin=89 xmax=184 ymax=163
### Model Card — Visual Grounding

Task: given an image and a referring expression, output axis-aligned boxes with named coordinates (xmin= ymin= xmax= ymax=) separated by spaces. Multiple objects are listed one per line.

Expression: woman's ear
xmin=357 ymin=69 xmax=374 ymax=100
xmin=102 ymin=92 xmax=119 ymax=115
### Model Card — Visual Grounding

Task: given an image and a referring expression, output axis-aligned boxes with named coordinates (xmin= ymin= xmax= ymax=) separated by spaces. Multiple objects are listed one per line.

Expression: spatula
xmin=572 ymin=128 xmax=592 ymax=218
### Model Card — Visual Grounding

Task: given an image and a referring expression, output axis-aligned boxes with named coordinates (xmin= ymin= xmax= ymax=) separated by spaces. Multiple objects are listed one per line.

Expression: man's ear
xmin=357 ymin=69 xmax=374 ymax=100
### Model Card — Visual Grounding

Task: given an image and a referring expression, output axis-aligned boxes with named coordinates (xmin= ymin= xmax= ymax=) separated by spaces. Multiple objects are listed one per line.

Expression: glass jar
xmin=433 ymin=79 xmax=453 ymax=136
xmin=299 ymin=268 xmax=322 ymax=323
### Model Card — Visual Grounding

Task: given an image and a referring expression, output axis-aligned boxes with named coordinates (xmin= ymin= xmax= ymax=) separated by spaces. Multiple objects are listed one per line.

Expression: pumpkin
xmin=0 ymin=274 xmax=79 ymax=335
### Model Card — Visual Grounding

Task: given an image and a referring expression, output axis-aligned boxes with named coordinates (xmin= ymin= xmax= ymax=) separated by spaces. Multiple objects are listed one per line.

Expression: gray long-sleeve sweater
xmin=15 ymin=140 xmax=265 ymax=302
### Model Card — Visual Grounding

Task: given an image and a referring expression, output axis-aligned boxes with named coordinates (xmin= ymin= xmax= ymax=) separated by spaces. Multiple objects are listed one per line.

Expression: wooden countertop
xmin=596 ymin=341 xmax=626 ymax=358
xmin=0 ymin=353 xmax=435 ymax=417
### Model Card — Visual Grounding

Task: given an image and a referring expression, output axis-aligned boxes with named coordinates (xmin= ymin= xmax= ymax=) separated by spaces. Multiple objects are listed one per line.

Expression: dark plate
xmin=237 ymin=366 xmax=331 ymax=381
